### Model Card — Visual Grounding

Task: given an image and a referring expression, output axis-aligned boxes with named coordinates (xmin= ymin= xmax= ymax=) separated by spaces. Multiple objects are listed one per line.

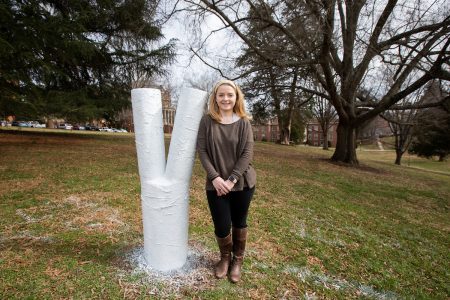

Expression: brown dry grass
xmin=0 ymin=129 xmax=449 ymax=299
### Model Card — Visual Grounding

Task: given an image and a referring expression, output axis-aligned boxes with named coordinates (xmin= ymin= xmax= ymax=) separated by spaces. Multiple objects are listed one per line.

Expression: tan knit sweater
xmin=197 ymin=115 xmax=256 ymax=191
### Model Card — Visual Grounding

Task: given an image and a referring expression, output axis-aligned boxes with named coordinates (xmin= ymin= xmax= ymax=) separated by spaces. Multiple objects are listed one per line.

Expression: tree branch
xmin=358 ymin=98 xmax=447 ymax=110
xmin=198 ymin=0 xmax=315 ymax=68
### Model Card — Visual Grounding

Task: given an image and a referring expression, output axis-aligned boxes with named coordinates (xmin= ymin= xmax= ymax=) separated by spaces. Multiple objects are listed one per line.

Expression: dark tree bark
xmin=331 ymin=122 xmax=358 ymax=164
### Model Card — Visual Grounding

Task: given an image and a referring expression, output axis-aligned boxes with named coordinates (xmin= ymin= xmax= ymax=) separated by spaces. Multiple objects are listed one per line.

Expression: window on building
xmin=271 ymin=130 xmax=277 ymax=142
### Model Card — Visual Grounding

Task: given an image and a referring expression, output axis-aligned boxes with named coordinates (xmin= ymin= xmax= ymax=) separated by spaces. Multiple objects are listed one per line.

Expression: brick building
xmin=251 ymin=117 xmax=280 ymax=142
xmin=305 ymin=119 xmax=339 ymax=147
xmin=357 ymin=116 xmax=392 ymax=142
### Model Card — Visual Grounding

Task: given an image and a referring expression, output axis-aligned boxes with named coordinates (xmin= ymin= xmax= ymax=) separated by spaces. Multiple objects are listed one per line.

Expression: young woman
xmin=197 ymin=79 xmax=256 ymax=283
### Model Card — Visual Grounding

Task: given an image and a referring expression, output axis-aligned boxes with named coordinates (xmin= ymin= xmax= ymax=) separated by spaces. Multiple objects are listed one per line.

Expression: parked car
xmin=72 ymin=125 xmax=85 ymax=130
xmin=57 ymin=123 xmax=73 ymax=130
xmin=99 ymin=127 xmax=113 ymax=132
xmin=12 ymin=121 xmax=29 ymax=127
xmin=85 ymin=125 xmax=99 ymax=131
xmin=29 ymin=121 xmax=46 ymax=128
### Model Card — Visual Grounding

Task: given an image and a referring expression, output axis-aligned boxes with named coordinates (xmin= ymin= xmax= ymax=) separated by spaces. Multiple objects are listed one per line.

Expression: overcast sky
xmin=160 ymin=3 xmax=241 ymax=96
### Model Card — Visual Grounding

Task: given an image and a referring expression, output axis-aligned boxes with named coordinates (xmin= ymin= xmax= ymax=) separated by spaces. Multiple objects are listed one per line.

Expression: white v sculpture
xmin=131 ymin=87 xmax=207 ymax=272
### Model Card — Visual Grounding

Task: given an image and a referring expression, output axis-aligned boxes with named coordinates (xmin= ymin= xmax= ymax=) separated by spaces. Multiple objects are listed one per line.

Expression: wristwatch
xmin=228 ymin=175 xmax=238 ymax=184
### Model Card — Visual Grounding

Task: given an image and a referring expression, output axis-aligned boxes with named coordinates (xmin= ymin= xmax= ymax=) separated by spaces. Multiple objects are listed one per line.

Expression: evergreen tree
xmin=409 ymin=101 xmax=450 ymax=161
xmin=0 ymin=0 xmax=174 ymax=122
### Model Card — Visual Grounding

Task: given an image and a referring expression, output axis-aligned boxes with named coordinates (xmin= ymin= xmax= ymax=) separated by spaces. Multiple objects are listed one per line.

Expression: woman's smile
xmin=216 ymin=85 xmax=237 ymax=113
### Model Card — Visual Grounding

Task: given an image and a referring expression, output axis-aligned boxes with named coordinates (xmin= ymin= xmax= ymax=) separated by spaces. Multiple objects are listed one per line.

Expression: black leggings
xmin=206 ymin=186 xmax=255 ymax=238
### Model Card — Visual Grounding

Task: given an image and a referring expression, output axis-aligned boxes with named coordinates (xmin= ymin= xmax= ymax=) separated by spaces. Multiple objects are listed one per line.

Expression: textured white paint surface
xmin=131 ymin=88 xmax=166 ymax=184
xmin=132 ymin=87 xmax=207 ymax=271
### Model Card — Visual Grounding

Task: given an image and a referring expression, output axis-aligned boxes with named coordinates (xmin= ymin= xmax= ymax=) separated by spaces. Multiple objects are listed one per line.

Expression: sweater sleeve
xmin=197 ymin=116 xmax=220 ymax=181
xmin=231 ymin=120 xmax=254 ymax=180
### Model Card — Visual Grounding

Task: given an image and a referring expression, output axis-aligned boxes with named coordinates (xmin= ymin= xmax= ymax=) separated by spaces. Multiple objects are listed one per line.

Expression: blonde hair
xmin=208 ymin=79 xmax=250 ymax=123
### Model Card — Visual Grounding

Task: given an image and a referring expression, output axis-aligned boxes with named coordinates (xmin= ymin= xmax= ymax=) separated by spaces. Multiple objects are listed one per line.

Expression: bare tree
xmin=381 ymin=97 xmax=422 ymax=165
xmin=381 ymin=81 xmax=447 ymax=165
xmin=312 ymin=95 xmax=338 ymax=150
xmin=184 ymin=68 xmax=221 ymax=93
xmin=242 ymin=65 xmax=311 ymax=144
xmin=182 ymin=0 xmax=450 ymax=165
xmin=114 ymin=107 xmax=134 ymax=132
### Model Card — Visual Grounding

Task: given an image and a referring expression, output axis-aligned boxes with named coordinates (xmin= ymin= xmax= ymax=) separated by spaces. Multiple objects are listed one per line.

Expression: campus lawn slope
xmin=0 ymin=129 xmax=449 ymax=299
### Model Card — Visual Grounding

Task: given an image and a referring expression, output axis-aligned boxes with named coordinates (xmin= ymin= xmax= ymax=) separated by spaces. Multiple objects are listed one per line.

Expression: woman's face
xmin=215 ymin=84 xmax=237 ymax=114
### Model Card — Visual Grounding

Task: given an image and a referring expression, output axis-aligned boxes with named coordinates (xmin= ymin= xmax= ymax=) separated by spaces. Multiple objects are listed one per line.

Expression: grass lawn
xmin=1 ymin=128 xmax=449 ymax=299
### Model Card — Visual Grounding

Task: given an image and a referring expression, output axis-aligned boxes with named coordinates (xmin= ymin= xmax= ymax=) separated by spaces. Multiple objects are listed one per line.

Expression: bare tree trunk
xmin=269 ymin=69 xmax=287 ymax=144
xmin=276 ymin=112 xmax=287 ymax=144
xmin=282 ymin=128 xmax=290 ymax=144
xmin=283 ymin=103 xmax=295 ymax=145
xmin=322 ymin=122 xmax=329 ymax=150
xmin=397 ymin=131 xmax=409 ymax=165
xmin=393 ymin=132 xmax=403 ymax=165
xmin=331 ymin=122 xmax=358 ymax=164
xmin=395 ymin=149 xmax=403 ymax=165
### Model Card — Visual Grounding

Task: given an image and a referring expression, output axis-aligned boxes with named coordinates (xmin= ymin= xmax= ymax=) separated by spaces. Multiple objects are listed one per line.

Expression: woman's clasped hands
xmin=212 ymin=177 xmax=235 ymax=196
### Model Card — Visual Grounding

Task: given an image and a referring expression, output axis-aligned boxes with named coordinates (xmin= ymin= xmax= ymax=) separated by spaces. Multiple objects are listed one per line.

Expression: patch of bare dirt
xmin=116 ymin=241 xmax=217 ymax=298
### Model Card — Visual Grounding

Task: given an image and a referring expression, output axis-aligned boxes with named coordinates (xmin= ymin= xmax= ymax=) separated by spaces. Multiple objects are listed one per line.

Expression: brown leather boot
xmin=229 ymin=227 xmax=247 ymax=283
xmin=215 ymin=233 xmax=232 ymax=279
